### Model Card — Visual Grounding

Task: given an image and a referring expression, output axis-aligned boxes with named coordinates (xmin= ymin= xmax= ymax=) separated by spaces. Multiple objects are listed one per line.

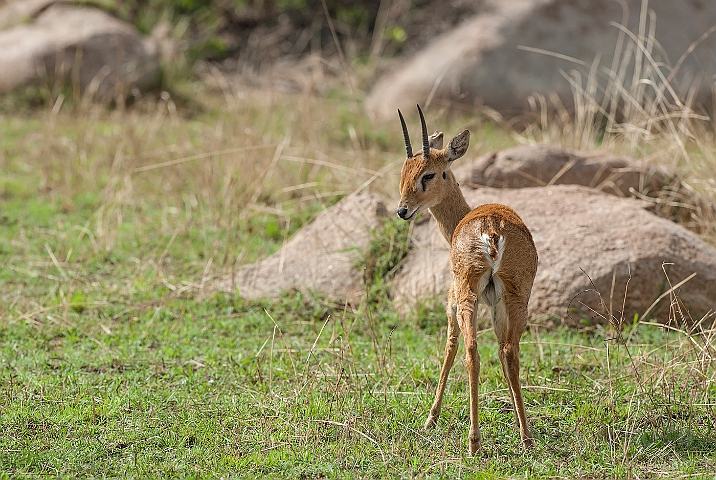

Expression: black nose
xmin=397 ymin=206 xmax=408 ymax=219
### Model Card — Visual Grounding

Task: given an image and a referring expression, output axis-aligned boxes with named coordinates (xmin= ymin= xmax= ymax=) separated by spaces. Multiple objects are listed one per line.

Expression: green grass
xmin=1 ymin=90 xmax=716 ymax=477
xmin=3 ymin=290 xmax=716 ymax=477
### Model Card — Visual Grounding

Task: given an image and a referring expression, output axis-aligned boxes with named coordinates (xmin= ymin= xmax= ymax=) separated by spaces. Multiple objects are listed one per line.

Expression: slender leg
xmin=490 ymin=301 xmax=518 ymax=428
xmin=425 ymin=285 xmax=459 ymax=428
xmin=457 ymin=291 xmax=481 ymax=455
xmin=500 ymin=300 xmax=535 ymax=448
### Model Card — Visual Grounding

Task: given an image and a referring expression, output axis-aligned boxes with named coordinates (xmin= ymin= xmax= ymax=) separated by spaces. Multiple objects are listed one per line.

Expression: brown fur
xmin=397 ymin=118 xmax=538 ymax=455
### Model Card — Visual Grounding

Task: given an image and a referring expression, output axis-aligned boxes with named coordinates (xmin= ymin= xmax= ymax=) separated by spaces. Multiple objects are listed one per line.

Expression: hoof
xmin=469 ymin=433 xmax=481 ymax=455
xmin=424 ymin=414 xmax=438 ymax=429
xmin=522 ymin=437 xmax=536 ymax=449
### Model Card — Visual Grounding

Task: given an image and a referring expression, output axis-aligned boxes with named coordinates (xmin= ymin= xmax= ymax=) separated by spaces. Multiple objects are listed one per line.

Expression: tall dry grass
xmin=1 ymin=68 xmax=411 ymax=324
xmin=508 ymin=1 xmax=716 ymax=240
xmin=25 ymin=81 xmax=397 ymax=246
xmin=6 ymin=0 xmax=716 ymax=304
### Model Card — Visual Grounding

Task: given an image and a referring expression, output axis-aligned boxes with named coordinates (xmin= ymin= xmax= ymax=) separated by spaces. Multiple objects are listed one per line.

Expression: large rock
xmin=452 ymin=144 xmax=666 ymax=196
xmin=0 ymin=0 xmax=78 ymax=30
xmin=366 ymin=0 xmax=716 ymax=119
xmin=391 ymin=185 xmax=716 ymax=324
xmin=452 ymin=144 xmax=708 ymax=229
xmin=220 ymin=193 xmax=388 ymax=303
xmin=0 ymin=4 xmax=160 ymax=98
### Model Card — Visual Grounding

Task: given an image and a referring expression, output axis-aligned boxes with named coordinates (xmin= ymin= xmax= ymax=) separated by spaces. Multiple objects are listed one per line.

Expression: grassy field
xmin=1 ymin=83 xmax=716 ymax=478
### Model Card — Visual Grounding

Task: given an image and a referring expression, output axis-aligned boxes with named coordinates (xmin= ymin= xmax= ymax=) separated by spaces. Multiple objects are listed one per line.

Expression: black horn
xmin=417 ymin=104 xmax=429 ymax=158
xmin=398 ymin=109 xmax=412 ymax=158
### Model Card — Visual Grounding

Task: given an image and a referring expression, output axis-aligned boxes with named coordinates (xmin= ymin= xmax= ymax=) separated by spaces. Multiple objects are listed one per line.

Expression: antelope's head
xmin=396 ymin=105 xmax=470 ymax=220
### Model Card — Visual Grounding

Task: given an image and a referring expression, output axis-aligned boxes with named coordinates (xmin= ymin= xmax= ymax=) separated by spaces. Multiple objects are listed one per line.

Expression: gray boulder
xmin=391 ymin=185 xmax=716 ymax=325
xmin=220 ymin=193 xmax=388 ymax=304
xmin=366 ymin=0 xmax=716 ymax=119
xmin=0 ymin=0 xmax=78 ymax=30
xmin=452 ymin=144 xmax=666 ymax=196
xmin=453 ymin=144 xmax=707 ymax=229
xmin=0 ymin=4 xmax=160 ymax=98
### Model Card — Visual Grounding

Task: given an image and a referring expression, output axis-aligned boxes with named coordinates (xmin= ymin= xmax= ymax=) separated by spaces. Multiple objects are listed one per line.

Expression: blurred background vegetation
xmin=110 ymin=0 xmax=459 ymax=60
xmin=0 ymin=0 xmax=483 ymax=111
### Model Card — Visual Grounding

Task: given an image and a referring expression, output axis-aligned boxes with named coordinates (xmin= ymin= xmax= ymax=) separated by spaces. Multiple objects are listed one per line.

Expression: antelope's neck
xmin=428 ymin=173 xmax=471 ymax=245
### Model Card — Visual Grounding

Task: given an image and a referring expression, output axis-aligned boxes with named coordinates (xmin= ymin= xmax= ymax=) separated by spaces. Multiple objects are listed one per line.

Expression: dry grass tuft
xmin=506 ymin=3 xmax=716 ymax=241
xmin=567 ymin=262 xmax=716 ymax=453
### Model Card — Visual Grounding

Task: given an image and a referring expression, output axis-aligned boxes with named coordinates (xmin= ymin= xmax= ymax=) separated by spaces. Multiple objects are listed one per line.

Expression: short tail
xmin=480 ymin=233 xmax=505 ymax=275
xmin=479 ymin=233 xmax=505 ymax=306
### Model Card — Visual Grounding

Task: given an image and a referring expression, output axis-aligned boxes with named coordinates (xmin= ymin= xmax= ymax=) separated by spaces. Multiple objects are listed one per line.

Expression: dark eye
xmin=421 ymin=173 xmax=435 ymax=191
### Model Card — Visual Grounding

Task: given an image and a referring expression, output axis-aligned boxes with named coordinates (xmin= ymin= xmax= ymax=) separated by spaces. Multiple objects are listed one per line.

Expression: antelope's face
xmin=396 ymin=105 xmax=470 ymax=220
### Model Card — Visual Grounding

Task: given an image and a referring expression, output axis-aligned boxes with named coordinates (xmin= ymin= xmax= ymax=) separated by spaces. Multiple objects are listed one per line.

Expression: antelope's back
xmin=451 ymin=204 xmax=538 ymax=297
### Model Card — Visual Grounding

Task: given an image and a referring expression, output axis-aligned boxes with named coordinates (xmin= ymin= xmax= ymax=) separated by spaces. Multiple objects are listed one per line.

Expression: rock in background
xmin=0 ymin=1 xmax=160 ymax=99
xmin=218 ymin=193 xmax=388 ymax=305
xmin=452 ymin=144 xmax=710 ymax=228
xmin=366 ymin=0 xmax=716 ymax=119
xmin=452 ymin=144 xmax=666 ymax=195
xmin=224 ymin=145 xmax=716 ymax=325
xmin=391 ymin=185 xmax=716 ymax=325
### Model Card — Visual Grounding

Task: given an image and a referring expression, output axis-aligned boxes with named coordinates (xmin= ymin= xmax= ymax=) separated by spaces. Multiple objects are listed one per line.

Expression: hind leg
xmin=493 ymin=298 xmax=534 ymax=448
xmin=490 ymin=300 xmax=518 ymax=428
xmin=456 ymin=289 xmax=481 ymax=455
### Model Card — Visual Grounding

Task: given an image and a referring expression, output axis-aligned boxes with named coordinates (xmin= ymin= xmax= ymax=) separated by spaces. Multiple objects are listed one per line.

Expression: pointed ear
xmin=429 ymin=131 xmax=443 ymax=150
xmin=445 ymin=130 xmax=470 ymax=168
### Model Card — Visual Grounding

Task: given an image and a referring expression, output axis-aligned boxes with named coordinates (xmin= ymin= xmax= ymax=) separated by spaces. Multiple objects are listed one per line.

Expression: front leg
xmin=425 ymin=284 xmax=460 ymax=429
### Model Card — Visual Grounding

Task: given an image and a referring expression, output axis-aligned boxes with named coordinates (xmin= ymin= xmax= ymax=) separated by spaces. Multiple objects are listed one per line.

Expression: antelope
xmin=396 ymin=105 xmax=538 ymax=454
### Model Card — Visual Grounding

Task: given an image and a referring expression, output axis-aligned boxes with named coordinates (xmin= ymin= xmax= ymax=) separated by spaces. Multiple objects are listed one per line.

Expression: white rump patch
xmin=493 ymin=236 xmax=505 ymax=274
xmin=478 ymin=234 xmax=506 ymax=307
xmin=480 ymin=234 xmax=505 ymax=275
